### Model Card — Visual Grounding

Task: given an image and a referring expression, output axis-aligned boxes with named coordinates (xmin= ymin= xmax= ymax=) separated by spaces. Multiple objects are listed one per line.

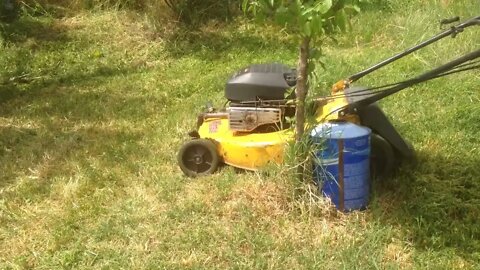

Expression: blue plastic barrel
xmin=311 ymin=122 xmax=371 ymax=211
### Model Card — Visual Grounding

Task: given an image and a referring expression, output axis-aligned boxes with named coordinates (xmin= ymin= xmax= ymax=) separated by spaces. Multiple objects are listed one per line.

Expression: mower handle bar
xmin=440 ymin=16 xmax=460 ymax=25
xmin=341 ymin=48 xmax=480 ymax=115
xmin=347 ymin=15 xmax=480 ymax=83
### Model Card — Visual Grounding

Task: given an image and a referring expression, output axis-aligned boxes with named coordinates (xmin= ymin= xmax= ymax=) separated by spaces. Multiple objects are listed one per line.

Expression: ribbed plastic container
xmin=311 ymin=122 xmax=371 ymax=211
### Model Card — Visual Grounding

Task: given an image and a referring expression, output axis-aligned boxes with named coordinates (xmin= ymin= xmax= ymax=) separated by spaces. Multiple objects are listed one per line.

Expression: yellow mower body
xmin=197 ymin=91 xmax=354 ymax=171
xmin=198 ymin=117 xmax=291 ymax=170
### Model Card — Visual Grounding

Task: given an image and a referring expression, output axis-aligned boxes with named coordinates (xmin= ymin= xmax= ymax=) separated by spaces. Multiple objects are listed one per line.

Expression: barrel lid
xmin=311 ymin=122 xmax=371 ymax=139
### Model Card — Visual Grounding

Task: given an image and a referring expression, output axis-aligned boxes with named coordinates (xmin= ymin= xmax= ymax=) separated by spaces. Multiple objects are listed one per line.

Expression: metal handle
xmin=440 ymin=16 xmax=460 ymax=25
xmin=347 ymin=15 xmax=480 ymax=83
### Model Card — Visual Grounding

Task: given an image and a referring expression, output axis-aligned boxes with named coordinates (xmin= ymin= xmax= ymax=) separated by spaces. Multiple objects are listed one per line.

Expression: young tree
xmin=242 ymin=0 xmax=358 ymax=178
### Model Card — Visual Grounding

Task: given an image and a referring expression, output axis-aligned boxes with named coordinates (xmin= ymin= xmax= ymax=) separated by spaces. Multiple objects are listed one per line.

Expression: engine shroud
xmin=225 ymin=63 xmax=296 ymax=102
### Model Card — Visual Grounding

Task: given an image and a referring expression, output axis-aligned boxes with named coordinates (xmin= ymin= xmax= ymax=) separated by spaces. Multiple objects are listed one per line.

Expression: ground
xmin=0 ymin=0 xmax=479 ymax=269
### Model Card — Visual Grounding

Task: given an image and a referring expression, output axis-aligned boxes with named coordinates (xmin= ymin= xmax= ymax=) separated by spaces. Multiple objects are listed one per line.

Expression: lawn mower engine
xmin=177 ymin=63 xmax=300 ymax=177
xmin=225 ymin=63 xmax=297 ymax=133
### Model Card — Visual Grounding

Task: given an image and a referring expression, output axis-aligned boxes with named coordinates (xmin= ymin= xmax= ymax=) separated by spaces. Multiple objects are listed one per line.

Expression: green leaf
xmin=303 ymin=21 xmax=312 ymax=37
xmin=275 ymin=6 xmax=291 ymax=24
xmin=310 ymin=16 xmax=323 ymax=36
xmin=293 ymin=0 xmax=303 ymax=15
xmin=301 ymin=7 xmax=314 ymax=17
xmin=242 ymin=0 xmax=249 ymax=12
xmin=348 ymin=4 xmax=361 ymax=13
xmin=335 ymin=9 xmax=348 ymax=32
xmin=314 ymin=0 xmax=333 ymax=14
xmin=309 ymin=47 xmax=323 ymax=59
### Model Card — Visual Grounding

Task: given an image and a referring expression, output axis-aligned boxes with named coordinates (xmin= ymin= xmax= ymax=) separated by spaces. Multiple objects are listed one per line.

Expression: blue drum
xmin=311 ymin=122 xmax=371 ymax=211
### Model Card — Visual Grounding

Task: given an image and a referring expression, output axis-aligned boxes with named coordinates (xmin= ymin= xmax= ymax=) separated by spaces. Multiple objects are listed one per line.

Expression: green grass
xmin=1 ymin=0 xmax=480 ymax=268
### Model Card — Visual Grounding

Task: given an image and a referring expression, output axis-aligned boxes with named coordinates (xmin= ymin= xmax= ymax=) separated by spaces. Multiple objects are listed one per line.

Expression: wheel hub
xmin=194 ymin=155 xmax=203 ymax=164
xmin=178 ymin=139 xmax=220 ymax=177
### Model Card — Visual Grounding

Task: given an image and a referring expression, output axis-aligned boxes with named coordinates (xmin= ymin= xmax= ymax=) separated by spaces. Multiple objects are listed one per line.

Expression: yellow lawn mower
xmin=178 ymin=15 xmax=480 ymax=178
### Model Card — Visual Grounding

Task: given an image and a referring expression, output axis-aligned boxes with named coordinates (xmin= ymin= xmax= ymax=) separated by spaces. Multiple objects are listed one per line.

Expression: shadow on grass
xmin=0 ymin=63 xmax=155 ymax=187
xmin=374 ymin=149 xmax=480 ymax=258
xmin=0 ymin=122 xmax=146 ymax=191
xmin=0 ymin=61 xmax=164 ymax=120
xmin=1 ymin=15 xmax=68 ymax=45
xmin=0 ymin=18 xmax=157 ymax=193
xmin=163 ymin=24 xmax=295 ymax=61
xmin=1 ymin=16 xmax=70 ymax=105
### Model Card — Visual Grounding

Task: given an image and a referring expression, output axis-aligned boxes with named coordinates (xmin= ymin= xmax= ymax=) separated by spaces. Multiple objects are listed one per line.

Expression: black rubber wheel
xmin=178 ymin=139 xmax=219 ymax=177
xmin=370 ymin=133 xmax=396 ymax=180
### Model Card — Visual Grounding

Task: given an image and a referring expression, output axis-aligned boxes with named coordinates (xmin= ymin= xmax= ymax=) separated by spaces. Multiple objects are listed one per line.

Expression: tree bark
xmin=295 ymin=37 xmax=310 ymax=180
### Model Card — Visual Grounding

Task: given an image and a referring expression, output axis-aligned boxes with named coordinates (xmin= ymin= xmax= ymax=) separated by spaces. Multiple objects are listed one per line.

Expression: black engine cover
xmin=225 ymin=63 xmax=296 ymax=102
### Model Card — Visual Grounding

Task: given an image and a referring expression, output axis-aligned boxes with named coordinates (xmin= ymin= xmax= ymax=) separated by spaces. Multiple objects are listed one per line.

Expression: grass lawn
xmin=1 ymin=0 xmax=479 ymax=269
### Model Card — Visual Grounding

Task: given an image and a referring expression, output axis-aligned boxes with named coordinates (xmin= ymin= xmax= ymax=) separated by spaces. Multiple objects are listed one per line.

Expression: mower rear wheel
xmin=178 ymin=139 xmax=219 ymax=177
xmin=370 ymin=133 xmax=396 ymax=180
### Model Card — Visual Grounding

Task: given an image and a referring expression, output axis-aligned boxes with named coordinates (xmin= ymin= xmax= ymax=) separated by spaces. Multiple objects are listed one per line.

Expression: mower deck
xmin=198 ymin=117 xmax=292 ymax=170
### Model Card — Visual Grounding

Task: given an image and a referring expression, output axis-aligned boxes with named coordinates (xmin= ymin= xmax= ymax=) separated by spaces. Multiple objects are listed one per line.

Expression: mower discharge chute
xmin=178 ymin=15 xmax=480 ymax=178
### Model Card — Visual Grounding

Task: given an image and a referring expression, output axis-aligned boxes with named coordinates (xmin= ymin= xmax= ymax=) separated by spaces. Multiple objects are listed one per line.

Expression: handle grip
xmin=440 ymin=16 xmax=460 ymax=25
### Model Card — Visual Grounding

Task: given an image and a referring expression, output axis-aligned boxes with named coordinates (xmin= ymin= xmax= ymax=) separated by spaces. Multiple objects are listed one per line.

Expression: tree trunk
xmin=295 ymin=37 xmax=310 ymax=180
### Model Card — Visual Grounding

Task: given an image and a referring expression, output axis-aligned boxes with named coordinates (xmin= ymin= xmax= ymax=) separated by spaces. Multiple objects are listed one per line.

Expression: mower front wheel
xmin=178 ymin=139 xmax=219 ymax=177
